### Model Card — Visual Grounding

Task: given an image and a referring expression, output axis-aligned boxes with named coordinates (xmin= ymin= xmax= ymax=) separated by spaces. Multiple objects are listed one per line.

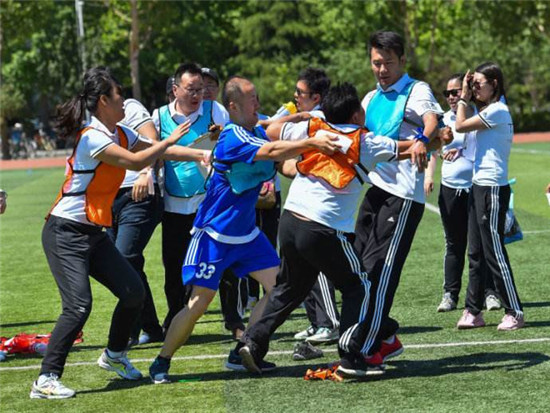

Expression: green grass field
xmin=1 ymin=142 xmax=549 ymax=412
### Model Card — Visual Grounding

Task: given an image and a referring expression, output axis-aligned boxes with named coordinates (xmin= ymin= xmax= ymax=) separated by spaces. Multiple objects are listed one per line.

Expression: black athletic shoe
xmin=231 ymin=346 xmax=276 ymax=374
xmin=337 ymin=353 xmax=385 ymax=378
xmin=292 ymin=341 xmax=324 ymax=361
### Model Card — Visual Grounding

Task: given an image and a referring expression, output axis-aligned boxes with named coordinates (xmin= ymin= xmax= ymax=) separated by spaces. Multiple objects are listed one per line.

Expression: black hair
xmin=297 ymin=67 xmax=331 ymax=99
xmin=173 ymin=62 xmax=203 ymax=85
xmin=321 ymin=82 xmax=361 ymax=125
xmin=54 ymin=66 xmax=121 ymax=140
xmin=448 ymin=72 xmax=465 ymax=83
xmin=368 ymin=30 xmax=405 ymax=58
xmin=222 ymin=75 xmax=248 ymax=109
xmin=474 ymin=62 xmax=506 ymax=102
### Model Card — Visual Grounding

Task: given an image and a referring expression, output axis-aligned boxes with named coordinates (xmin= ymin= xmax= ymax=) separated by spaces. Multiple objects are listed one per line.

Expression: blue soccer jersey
xmin=192 ymin=122 xmax=274 ymax=244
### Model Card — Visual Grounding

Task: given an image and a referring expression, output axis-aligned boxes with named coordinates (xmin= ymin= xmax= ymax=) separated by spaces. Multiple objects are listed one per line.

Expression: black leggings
xmin=40 ymin=216 xmax=145 ymax=377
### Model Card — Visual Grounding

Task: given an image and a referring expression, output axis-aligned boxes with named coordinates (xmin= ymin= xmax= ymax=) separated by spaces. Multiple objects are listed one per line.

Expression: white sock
xmin=383 ymin=335 xmax=395 ymax=345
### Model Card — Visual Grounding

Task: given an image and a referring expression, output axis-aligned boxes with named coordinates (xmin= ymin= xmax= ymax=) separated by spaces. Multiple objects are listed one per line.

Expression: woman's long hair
xmin=55 ymin=66 xmax=121 ymax=140
xmin=474 ymin=62 xmax=506 ymax=104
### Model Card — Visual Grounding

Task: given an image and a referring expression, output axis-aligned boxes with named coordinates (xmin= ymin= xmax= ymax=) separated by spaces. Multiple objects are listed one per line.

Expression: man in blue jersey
xmin=148 ymin=76 xmax=339 ymax=383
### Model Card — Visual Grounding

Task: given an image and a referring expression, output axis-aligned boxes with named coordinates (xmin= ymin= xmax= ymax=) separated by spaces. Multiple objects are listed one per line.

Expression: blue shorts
xmin=182 ymin=230 xmax=280 ymax=291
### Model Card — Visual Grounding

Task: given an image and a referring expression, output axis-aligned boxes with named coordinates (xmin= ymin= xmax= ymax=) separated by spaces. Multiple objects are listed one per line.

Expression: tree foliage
xmin=2 ymin=0 xmax=549 ymax=135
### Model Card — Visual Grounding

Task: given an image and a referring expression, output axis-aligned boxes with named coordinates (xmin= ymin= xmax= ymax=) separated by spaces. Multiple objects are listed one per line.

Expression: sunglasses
xmin=471 ymin=81 xmax=489 ymax=90
xmin=443 ymin=89 xmax=461 ymax=98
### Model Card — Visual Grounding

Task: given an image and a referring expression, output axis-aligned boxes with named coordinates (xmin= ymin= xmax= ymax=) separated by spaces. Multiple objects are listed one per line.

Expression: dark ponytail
xmin=55 ymin=66 xmax=122 ymax=140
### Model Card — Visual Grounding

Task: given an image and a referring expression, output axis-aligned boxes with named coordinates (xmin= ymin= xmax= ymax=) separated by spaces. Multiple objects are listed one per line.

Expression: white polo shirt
xmin=362 ymin=73 xmax=443 ymax=204
xmin=51 ymin=116 xmax=140 ymax=225
xmin=440 ymin=110 xmax=475 ymax=190
xmin=120 ymin=98 xmax=156 ymax=188
xmin=152 ymin=99 xmax=230 ymax=214
xmin=472 ymin=101 xmax=513 ymax=186
xmin=280 ymin=121 xmax=398 ymax=233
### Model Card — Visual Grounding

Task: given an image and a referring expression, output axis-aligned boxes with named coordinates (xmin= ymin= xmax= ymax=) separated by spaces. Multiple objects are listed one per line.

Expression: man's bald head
xmin=222 ymin=76 xmax=252 ymax=108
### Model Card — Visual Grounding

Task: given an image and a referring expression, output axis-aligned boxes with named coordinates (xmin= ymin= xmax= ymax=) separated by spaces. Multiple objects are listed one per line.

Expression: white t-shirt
xmin=440 ymin=110 xmax=474 ymax=189
xmin=280 ymin=121 xmax=398 ymax=233
xmin=51 ymin=116 xmax=140 ymax=225
xmin=120 ymin=98 xmax=156 ymax=188
xmin=152 ymin=100 xmax=230 ymax=214
xmin=362 ymin=73 xmax=443 ymax=203
xmin=472 ymin=101 xmax=513 ymax=186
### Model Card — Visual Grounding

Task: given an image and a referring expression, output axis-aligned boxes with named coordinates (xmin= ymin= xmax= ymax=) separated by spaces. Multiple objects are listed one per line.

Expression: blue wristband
xmin=414 ymin=128 xmax=429 ymax=144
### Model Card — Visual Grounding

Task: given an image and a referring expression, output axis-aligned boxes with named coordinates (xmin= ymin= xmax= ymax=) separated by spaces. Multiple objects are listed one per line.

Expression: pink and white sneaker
xmin=457 ymin=310 xmax=486 ymax=329
xmin=497 ymin=314 xmax=525 ymax=331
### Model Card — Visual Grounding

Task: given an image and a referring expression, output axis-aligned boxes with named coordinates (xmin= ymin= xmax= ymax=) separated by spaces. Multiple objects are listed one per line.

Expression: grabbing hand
xmin=442 ymin=148 xmax=459 ymax=162
xmin=438 ymin=126 xmax=453 ymax=146
xmin=410 ymin=140 xmax=428 ymax=172
xmin=166 ymin=120 xmax=191 ymax=145
xmin=310 ymin=133 xmax=340 ymax=155
xmin=132 ymin=172 xmax=150 ymax=202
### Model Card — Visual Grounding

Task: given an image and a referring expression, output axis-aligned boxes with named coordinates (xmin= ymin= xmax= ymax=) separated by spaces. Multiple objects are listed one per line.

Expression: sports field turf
xmin=1 ymin=142 xmax=549 ymax=412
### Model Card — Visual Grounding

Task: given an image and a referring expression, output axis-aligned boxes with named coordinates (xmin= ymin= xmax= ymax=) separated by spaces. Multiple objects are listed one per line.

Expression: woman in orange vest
xmin=30 ymin=66 xmax=207 ymax=400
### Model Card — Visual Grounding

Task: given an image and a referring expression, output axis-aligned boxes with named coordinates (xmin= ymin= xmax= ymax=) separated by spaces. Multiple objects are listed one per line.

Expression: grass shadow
xmin=523 ymin=301 xmax=550 ymax=308
xmin=383 ymin=351 xmax=549 ymax=380
xmin=0 ymin=320 xmax=56 ymax=328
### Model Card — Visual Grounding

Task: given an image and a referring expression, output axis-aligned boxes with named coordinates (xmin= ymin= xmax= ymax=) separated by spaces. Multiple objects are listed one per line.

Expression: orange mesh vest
xmin=296 ymin=118 xmax=366 ymax=189
xmin=48 ymin=126 xmax=129 ymax=227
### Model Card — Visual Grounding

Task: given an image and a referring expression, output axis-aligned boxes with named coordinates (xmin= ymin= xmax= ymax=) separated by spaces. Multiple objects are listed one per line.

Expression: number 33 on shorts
xmin=196 ymin=262 xmax=216 ymax=279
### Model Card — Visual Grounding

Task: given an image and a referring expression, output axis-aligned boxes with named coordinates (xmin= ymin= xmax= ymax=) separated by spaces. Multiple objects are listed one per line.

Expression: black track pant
xmin=304 ymin=274 xmax=340 ymax=330
xmin=465 ymin=184 xmax=523 ymax=317
xmin=353 ymin=185 xmax=424 ymax=354
xmin=245 ymin=211 xmax=371 ymax=360
xmin=439 ymin=184 xmax=496 ymax=301
xmin=161 ymin=211 xmax=195 ymax=330
xmin=439 ymin=184 xmax=469 ymax=301
xmin=40 ymin=216 xmax=145 ymax=377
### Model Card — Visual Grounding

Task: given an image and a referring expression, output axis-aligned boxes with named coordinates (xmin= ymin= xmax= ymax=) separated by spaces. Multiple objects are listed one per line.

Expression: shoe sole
xmin=292 ymin=352 xmax=324 ymax=361
xmin=305 ymin=336 xmax=339 ymax=344
xmin=97 ymin=357 xmax=143 ymax=380
xmin=437 ymin=306 xmax=457 ymax=312
xmin=225 ymin=361 xmax=247 ymax=372
xmin=30 ymin=389 xmax=75 ymax=399
xmin=238 ymin=347 xmax=262 ymax=374
xmin=457 ymin=323 xmax=485 ymax=329
xmin=336 ymin=366 xmax=385 ymax=378
xmin=382 ymin=346 xmax=404 ymax=362
xmin=150 ymin=376 xmax=170 ymax=384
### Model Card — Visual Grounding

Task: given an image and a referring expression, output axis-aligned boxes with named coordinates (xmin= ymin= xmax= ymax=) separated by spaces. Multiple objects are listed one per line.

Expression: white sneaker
xmin=97 ymin=350 xmax=143 ymax=380
xmin=485 ymin=295 xmax=502 ymax=311
xmin=30 ymin=373 xmax=75 ymax=399
xmin=437 ymin=293 xmax=457 ymax=312
xmin=294 ymin=325 xmax=317 ymax=340
xmin=306 ymin=327 xmax=339 ymax=344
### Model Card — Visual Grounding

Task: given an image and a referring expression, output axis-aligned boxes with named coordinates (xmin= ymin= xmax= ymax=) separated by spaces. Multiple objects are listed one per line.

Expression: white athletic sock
xmin=383 ymin=335 xmax=395 ymax=345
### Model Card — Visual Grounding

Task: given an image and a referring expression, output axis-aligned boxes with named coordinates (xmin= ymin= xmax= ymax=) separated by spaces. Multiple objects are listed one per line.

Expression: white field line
xmin=425 ymin=202 xmax=441 ymax=216
xmin=511 ymin=148 xmax=550 ymax=155
xmin=1 ymin=337 xmax=549 ymax=372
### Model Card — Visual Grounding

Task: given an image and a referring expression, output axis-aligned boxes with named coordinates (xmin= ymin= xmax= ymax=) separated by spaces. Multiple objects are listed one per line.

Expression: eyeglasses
xmin=443 ymin=89 xmax=461 ymax=98
xmin=295 ymin=87 xmax=313 ymax=97
xmin=175 ymin=84 xmax=204 ymax=96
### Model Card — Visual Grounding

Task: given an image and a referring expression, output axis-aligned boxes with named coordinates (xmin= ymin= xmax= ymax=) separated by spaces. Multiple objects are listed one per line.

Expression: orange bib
xmin=48 ymin=126 xmax=128 ymax=227
xmin=296 ymin=118 xmax=366 ymax=189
